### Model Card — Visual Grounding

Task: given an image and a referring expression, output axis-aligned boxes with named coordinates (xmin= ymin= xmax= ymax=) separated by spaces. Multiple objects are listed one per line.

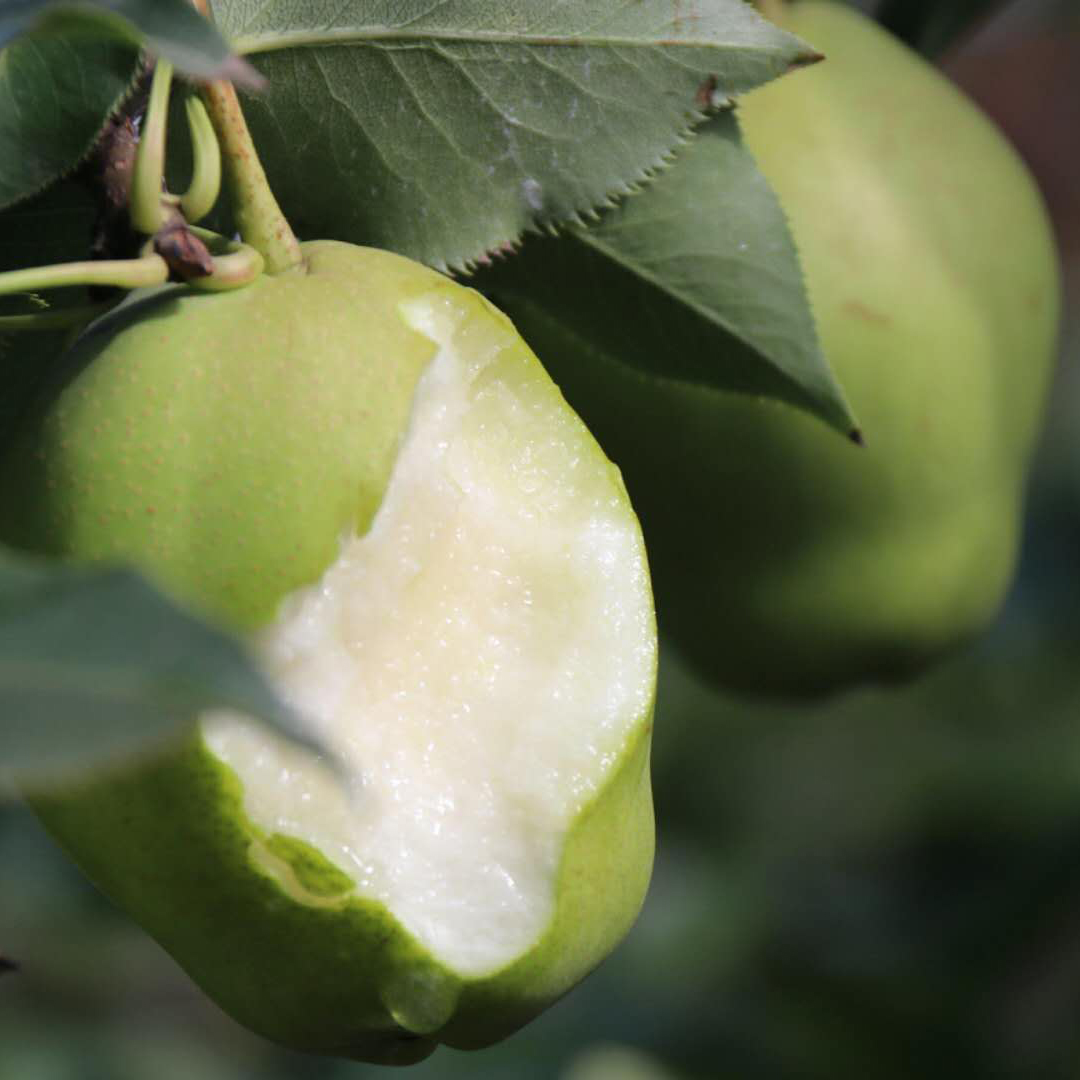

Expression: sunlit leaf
xmin=210 ymin=0 xmax=818 ymax=271
xmin=474 ymin=111 xmax=857 ymax=436
xmin=0 ymin=32 xmax=136 ymax=210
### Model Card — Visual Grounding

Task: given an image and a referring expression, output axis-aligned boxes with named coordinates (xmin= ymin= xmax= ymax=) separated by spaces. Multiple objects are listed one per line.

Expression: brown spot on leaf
xmin=695 ymin=75 xmax=718 ymax=110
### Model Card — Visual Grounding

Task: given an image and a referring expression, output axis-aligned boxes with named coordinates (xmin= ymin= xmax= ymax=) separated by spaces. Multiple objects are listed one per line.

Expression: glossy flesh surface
xmin=205 ymin=287 xmax=655 ymax=977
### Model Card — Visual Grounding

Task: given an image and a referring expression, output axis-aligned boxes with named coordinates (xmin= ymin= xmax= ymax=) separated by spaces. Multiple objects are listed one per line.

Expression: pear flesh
xmin=205 ymin=289 xmax=654 ymax=977
xmin=1 ymin=243 xmax=656 ymax=1062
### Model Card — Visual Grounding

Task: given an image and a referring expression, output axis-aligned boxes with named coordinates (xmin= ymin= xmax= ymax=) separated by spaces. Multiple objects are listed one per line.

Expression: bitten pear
xmin=0 ymin=241 xmax=656 ymax=1063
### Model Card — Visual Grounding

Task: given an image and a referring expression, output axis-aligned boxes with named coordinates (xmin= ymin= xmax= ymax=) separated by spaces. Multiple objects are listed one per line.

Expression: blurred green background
xmin=3 ymin=2 xmax=1079 ymax=1077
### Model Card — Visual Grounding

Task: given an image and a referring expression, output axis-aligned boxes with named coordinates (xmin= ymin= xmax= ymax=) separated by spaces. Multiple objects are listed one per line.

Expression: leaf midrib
xmin=571 ymin=225 xmax=762 ymax=363
xmin=235 ymin=26 xmax=794 ymax=57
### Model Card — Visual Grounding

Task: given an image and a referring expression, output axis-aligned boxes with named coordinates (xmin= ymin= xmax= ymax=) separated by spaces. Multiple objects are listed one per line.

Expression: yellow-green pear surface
xmin=0 ymin=242 xmax=656 ymax=1063
xmin=502 ymin=1 xmax=1060 ymax=698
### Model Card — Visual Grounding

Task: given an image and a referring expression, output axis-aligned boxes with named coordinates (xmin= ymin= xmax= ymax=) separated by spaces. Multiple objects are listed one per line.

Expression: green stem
xmin=188 ymin=0 xmax=299 ymax=272
xmin=0 ymin=256 xmax=169 ymax=297
xmin=198 ymin=78 xmax=302 ymax=274
xmin=130 ymin=60 xmax=174 ymax=235
xmin=180 ymin=95 xmax=223 ymax=224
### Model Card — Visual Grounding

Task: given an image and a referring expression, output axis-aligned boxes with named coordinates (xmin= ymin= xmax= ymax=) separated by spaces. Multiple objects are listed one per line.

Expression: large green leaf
xmin=211 ymin=0 xmax=819 ymax=271
xmin=0 ymin=31 xmax=136 ymax=210
xmin=0 ymin=0 xmax=260 ymax=83
xmin=473 ymin=110 xmax=858 ymax=437
xmin=0 ymin=551 xmax=310 ymax=789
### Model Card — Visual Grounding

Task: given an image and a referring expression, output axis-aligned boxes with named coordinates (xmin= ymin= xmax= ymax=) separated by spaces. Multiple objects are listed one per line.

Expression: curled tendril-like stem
xmin=185 ymin=228 xmax=265 ymax=291
xmin=0 ymin=30 xmax=267 ymax=342
xmin=181 ymin=95 xmax=223 ymax=224
xmin=0 ymin=255 xmax=166 ymax=340
xmin=0 ymin=229 xmax=263 ymax=340
xmin=0 ymin=229 xmax=263 ymax=334
xmin=130 ymin=60 xmax=175 ymax=236
xmin=124 ymin=56 xmax=226 ymax=255
xmin=0 ymin=256 xmax=169 ymax=299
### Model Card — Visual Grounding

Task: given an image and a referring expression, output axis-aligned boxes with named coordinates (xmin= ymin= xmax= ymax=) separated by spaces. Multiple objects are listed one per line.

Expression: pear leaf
xmin=0 ymin=31 xmax=136 ymax=210
xmin=473 ymin=110 xmax=858 ymax=438
xmin=209 ymin=0 xmax=818 ymax=271
xmin=0 ymin=550 xmax=320 ymax=792
xmin=0 ymin=0 xmax=260 ymax=85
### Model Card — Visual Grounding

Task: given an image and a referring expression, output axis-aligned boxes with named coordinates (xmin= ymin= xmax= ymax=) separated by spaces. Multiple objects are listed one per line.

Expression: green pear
xmin=487 ymin=1 xmax=1061 ymax=698
xmin=0 ymin=241 xmax=656 ymax=1063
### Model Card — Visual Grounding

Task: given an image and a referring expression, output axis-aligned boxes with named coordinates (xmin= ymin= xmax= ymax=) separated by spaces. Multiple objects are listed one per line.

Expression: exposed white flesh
xmin=205 ymin=288 xmax=654 ymax=977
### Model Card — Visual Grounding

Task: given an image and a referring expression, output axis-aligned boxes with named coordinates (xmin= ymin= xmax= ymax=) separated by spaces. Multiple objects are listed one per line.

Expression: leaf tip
xmin=790 ymin=49 xmax=826 ymax=72
xmin=848 ymin=427 xmax=865 ymax=448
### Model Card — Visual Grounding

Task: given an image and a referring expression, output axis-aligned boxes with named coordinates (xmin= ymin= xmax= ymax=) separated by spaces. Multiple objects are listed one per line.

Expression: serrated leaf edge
xmin=452 ymin=111 xmax=705 ymax=276
xmin=0 ymin=49 xmax=144 ymax=214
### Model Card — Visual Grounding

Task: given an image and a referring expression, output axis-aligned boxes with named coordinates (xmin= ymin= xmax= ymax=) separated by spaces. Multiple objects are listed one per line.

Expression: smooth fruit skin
xmin=0 ymin=241 xmax=654 ymax=1063
xmin=2 ymin=242 xmax=436 ymax=633
xmin=501 ymin=1 xmax=1060 ymax=698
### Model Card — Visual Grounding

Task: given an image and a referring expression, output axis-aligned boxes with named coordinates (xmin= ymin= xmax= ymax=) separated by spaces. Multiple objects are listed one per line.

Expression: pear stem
xmin=188 ymin=0 xmax=300 ymax=273
xmin=197 ymin=79 xmax=301 ymax=274
xmin=196 ymin=78 xmax=300 ymax=274
xmin=0 ymin=255 xmax=168 ymax=297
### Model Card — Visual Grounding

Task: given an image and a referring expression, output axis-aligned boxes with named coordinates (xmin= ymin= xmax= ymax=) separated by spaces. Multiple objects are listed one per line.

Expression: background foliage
xmin=2 ymin=0 xmax=1079 ymax=1078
